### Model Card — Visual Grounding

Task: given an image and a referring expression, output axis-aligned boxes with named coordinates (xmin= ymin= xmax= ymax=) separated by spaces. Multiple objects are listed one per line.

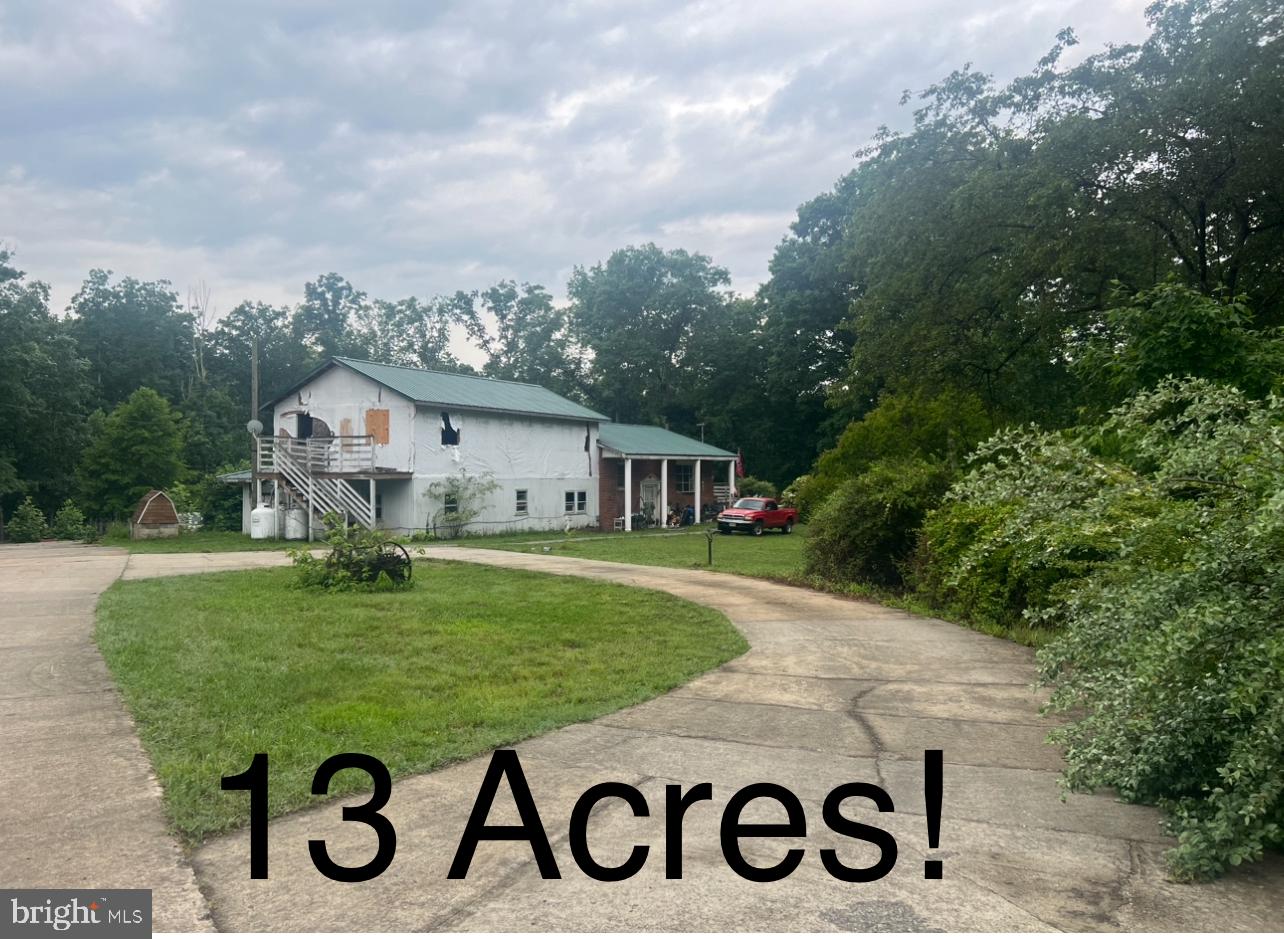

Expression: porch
xmin=596 ymin=424 xmax=738 ymax=532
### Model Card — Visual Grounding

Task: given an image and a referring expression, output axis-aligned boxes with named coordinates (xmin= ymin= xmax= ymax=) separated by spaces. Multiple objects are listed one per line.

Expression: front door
xmin=639 ymin=476 xmax=661 ymax=524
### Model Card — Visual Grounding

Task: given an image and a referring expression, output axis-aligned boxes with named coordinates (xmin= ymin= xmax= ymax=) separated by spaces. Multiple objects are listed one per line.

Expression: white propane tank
xmin=249 ymin=506 xmax=276 ymax=540
xmin=284 ymin=507 xmax=309 ymax=540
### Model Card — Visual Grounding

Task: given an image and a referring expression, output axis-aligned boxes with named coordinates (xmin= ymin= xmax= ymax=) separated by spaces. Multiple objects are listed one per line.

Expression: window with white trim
xmin=515 ymin=489 xmax=528 ymax=515
xmin=674 ymin=463 xmax=694 ymax=493
xmin=565 ymin=490 xmax=587 ymax=513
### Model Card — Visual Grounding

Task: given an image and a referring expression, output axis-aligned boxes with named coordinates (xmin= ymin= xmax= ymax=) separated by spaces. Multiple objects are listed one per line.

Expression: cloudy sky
xmin=2 ymin=0 xmax=1150 ymax=358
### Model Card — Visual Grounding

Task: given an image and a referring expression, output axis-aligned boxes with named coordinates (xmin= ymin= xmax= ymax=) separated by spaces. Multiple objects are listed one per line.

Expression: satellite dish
xmin=246 ymin=419 xmax=264 ymax=436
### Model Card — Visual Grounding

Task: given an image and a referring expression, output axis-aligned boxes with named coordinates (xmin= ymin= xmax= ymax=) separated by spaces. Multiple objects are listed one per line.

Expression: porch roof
xmin=598 ymin=423 xmax=735 ymax=459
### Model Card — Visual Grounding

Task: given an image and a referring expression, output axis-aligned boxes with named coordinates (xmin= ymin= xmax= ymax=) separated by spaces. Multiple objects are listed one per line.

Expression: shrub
xmin=6 ymin=497 xmax=47 ymax=543
xmin=781 ymin=474 xmax=810 ymax=509
xmin=735 ymin=475 xmax=778 ymax=499
xmin=290 ymin=513 xmax=412 ymax=592
xmin=49 ymin=499 xmax=91 ymax=541
xmin=800 ymin=389 xmax=992 ymax=519
xmin=922 ymin=379 xmax=1284 ymax=880
xmin=802 ymin=457 xmax=951 ymax=586
xmin=192 ymin=469 xmax=245 ymax=531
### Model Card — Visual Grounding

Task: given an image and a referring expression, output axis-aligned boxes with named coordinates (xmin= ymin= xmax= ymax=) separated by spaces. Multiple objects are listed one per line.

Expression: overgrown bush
xmin=798 ymin=389 xmax=991 ymax=520
xmin=6 ymin=496 xmax=47 ymax=542
xmin=290 ymin=513 xmax=412 ymax=592
xmin=192 ymin=468 xmax=245 ymax=531
xmin=781 ymin=474 xmax=810 ymax=509
xmin=921 ymin=379 xmax=1283 ymax=880
xmin=802 ymin=457 xmax=951 ymax=586
xmin=50 ymin=499 xmax=91 ymax=541
xmin=735 ymin=475 xmax=778 ymax=499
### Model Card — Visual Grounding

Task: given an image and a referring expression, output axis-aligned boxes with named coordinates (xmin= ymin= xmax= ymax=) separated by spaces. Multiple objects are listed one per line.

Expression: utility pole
xmin=250 ymin=337 xmax=260 ymax=507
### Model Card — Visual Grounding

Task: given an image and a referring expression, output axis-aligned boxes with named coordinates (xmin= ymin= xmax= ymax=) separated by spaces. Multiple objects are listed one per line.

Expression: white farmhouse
xmin=234 ymin=357 xmax=738 ymax=538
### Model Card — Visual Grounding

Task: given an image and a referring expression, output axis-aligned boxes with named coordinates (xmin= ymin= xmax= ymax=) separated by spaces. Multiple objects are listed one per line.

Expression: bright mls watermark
xmin=1 ymin=890 xmax=149 ymax=938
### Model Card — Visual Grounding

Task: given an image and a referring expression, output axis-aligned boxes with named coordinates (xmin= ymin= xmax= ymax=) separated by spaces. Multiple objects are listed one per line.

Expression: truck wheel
xmin=752 ymin=520 xmax=764 ymax=536
xmin=782 ymin=519 xmax=794 ymax=534
xmin=718 ymin=525 xmax=731 ymax=535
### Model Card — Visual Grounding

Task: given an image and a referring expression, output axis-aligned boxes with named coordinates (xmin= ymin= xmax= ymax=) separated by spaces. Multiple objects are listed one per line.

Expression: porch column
xmin=660 ymin=458 xmax=669 ymax=528
xmin=624 ymin=457 xmax=633 ymax=532
xmin=694 ymin=459 xmax=702 ymax=524
xmin=728 ymin=458 xmax=736 ymax=498
xmin=370 ymin=478 xmax=378 ymax=529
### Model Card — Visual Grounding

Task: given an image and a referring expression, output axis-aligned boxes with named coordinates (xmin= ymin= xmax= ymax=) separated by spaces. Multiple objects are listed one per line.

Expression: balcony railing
xmin=255 ymin=435 xmax=376 ymax=475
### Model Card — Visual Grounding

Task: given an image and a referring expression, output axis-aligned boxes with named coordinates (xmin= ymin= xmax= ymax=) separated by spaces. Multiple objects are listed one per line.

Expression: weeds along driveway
xmin=0 ymin=543 xmax=212 ymax=933
xmin=116 ymin=545 xmax=1284 ymax=932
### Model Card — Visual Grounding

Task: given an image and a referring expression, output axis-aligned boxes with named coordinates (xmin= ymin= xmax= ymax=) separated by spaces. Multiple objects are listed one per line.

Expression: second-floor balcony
xmin=255 ymin=434 xmax=377 ymax=477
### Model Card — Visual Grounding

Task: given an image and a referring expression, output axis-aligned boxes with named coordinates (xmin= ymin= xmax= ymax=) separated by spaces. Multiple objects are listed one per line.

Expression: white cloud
xmin=3 ymin=0 xmax=1153 ymax=342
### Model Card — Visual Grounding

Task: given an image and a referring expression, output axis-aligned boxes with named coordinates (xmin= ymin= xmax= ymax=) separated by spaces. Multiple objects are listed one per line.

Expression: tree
xmin=68 ymin=270 xmax=195 ymax=407
xmin=0 ymin=251 xmax=92 ymax=517
xmin=1074 ymin=280 xmax=1284 ymax=406
xmin=482 ymin=281 xmax=585 ymax=397
xmin=568 ymin=244 xmax=732 ymax=426
xmin=292 ymin=272 xmax=368 ymax=359
xmin=78 ymin=388 xmax=185 ymax=520
xmin=6 ymin=496 xmax=48 ymax=543
xmin=206 ymin=301 xmax=310 ymax=422
xmin=352 ymin=292 xmax=484 ymax=372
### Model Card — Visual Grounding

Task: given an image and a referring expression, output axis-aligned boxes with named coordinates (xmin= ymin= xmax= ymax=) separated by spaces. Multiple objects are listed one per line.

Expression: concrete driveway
xmin=0 ymin=543 xmax=212 ymax=932
xmin=4 ymin=543 xmax=1281 ymax=931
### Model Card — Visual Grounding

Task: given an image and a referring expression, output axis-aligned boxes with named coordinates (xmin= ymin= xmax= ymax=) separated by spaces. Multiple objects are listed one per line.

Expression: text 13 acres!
xmin=222 ymin=749 xmax=945 ymax=883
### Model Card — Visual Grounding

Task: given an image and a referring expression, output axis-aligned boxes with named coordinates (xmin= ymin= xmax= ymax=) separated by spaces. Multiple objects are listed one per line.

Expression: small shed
xmin=131 ymin=490 xmax=180 ymax=539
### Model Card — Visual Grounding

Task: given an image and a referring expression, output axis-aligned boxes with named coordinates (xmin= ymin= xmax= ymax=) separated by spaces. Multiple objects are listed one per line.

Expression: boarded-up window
xmin=365 ymin=409 xmax=390 ymax=445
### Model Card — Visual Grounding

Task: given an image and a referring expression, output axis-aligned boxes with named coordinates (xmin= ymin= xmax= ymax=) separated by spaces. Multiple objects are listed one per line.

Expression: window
xmin=674 ymin=464 xmax=694 ymax=493
xmin=375 ymin=491 xmax=383 ymax=521
xmin=515 ymin=489 xmax=528 ymax=515
xmin=565 ymin=490 xmax=587 ymax=513
xmin=616 ymin=461 xmax=626 ymax=487
xmin=444 ymin=493 xmax=459 ymax=515
xmin=440 ymin=412 xmax=460 ymax=445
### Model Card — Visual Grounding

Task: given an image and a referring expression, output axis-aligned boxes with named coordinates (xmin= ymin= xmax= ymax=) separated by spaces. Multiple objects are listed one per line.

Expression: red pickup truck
xmin=716 ymin=497 xmax=798 ymax=535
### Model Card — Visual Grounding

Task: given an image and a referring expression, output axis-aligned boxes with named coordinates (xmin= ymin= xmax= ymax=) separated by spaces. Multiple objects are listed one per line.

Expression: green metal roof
xmin=598 ymin=423 xmax=735 ymax=458
xmin=270 ymin=357 xmax=607 ymax=422
xmin=217 ymin=469 xmax=252 ymax=483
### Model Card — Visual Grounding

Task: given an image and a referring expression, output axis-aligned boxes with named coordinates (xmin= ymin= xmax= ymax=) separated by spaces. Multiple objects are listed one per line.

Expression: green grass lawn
xmin=100 ymin=529 xmax=289 ymax=553
xmin=447 ymin=525 xmax=808 ymax=580
xmin=96 ymin=560 xmax=745 ymax=842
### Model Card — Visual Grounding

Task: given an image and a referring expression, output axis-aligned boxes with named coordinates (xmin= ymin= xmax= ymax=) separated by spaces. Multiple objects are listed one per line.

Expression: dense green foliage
xmin=49 ymin=500 xmax=91 ymax=541
xmin=803 ymin=458 xmax=951 ymax=586
xmin=77 ymin=389 xmax=185 ymax=520
xmin=6 ymin=496 xmax=48 ymax=543
xmin=917 ymin=380 xmax=1283 ymax=879
xmin=735 ymin=476 xmax=778 ymax=499
xmin=798 ymin=390 xmax=992 ymax=519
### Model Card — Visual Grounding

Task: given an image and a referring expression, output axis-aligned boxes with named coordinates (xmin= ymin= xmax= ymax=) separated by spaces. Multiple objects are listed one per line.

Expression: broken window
xmin=440 ymin=412 xmax=460 ymax=446
xmin=674 ymin=464 xmax=694 ymax=493
xmin=515 ymin=489 xmax=528 ymax=515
